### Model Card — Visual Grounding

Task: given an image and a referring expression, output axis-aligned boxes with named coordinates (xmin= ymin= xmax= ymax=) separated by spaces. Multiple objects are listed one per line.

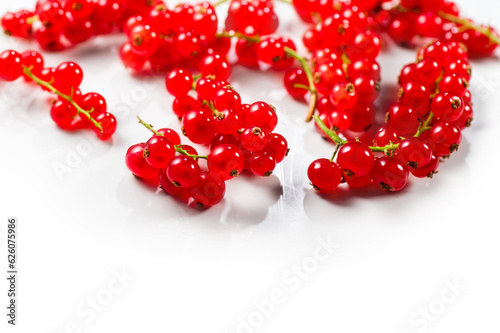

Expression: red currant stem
xmin=215 ymin=30 xmax=261 ymax=43
xmin=175 ymin=146 xmax=208 ymax=160
xmin=368 ymin=142 xmax=400 ymax=153
xmin=213 ymin=0 xmax=230 ymax=6
xmin=205 ymin=100 xmax=221 ymax=117
xmin=314 ymin=115 xmax=404 ymax=154
xmin=22 ymin=65 xmax=103 ymax=133
xmin=439 ymin=12 xmax=500 ymax=45
xmin=414 ymin=112 xmax=434 ymax=137
xmin=312 ymin=115 xmax=347 ymax=146
xmin=284 ymin=47 xmax=318 ymax=122
xmin=278 ymin=0 xmax=292 ymax=4
xmin=136 ymin=115 xmax=208 ymax=160
xmin=341 ymin=48 xmax=352 ymax=79
xmin=137 ymin=115 xmax=161 ymax=135
xmin=330 ymin=144 xmax=341 ymax=162
xmin=191 ymin=73 xmax=202 ymax=90
xmin=293 ymin=83 xmax=313 ymax=91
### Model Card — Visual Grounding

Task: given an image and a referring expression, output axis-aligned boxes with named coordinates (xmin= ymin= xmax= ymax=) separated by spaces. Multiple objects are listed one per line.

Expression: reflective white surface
xmin=1 ymin=0 xmax=500 ymax=332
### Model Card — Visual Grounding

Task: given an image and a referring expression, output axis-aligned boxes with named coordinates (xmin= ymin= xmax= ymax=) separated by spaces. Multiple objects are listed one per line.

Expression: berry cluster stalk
xmin=136 ymin=116 xmax=208 ymax=160
xmin=22 ymin=65 xmax=103 ymax=133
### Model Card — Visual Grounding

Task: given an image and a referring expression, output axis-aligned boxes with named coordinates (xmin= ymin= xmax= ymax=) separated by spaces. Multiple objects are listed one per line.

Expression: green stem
xmin=439 ymin=12 xmax=500 ymax=45
xmin=277 ymin=0 xmax=292 ymax=4
xmin=330 ymin=145 xmax=341 ymax=162
xmin=312 ymin=115 xmax=347 ymax=146
xmin=22 ymin=65 xmax=103 ymax=133
xmin=213 ymin=0 xmax=230 ymax=6
xmin=215 ymin=30 xmax=261 ymax=43
xmin=284 ymin=47 xmax=318 ymax=122
xmin=369 ymin=142 xmax=400 ymax=153
xmin=136 ymin=116 xmax=208 ymax=160
xmin=414 ymin=112 xmax=434 ymax=138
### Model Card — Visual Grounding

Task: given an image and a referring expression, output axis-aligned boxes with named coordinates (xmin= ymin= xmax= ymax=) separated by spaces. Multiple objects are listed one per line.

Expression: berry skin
xmin=386 ymin=103 xmax=419 ymax=137
xmin=199 ymin=54 xmax=231 ymax=81
xmin=196 ymin=77 xmax=218 ymax=100
xmin=264 ymin=133 xmax=288 ymax=163
xmin=284 ymin=68 xmax=309 ymax=102
xmin=50 ymin=99 xmax=83 ymax=131
xmin=240 ymin=127 xmax=269 ymax=152
xmin=328 ymin=109 xmax=351 ymax=132
xmin=410 ymin=154 xmax=440 ymax=178
xmin=207 ymin=144 xmax=245 ymax=181
xmin=336 ymin=142 xmax=375 ymax=178
xmin=125 ymin=143 xmax=160 ymax=180
xmin=214 ymin=87 xmax=242 ymax=112
xmin=181 ymin=109 xmax=218 ymax=144
xmin=54 ymin=61 xmax=84 ymax=92
xmin=330 ymin=82 xmax=358 ymax=110
xmin=166 ymin=68 xmax=193 ymax=97
xmin=396 ymin=138 xmax=432 ymax=169
xmin=429 ymin=122 xmax=462 ymax=156
xmin=166 ymin=156 xmax=201 ymax=188
xmin=0 ymin=50 xmax=23 ymax=81
xmin=190 ymin=172 xmax=226 ymax=208
xmin=244 ymin=101 xmax=278 ymax=131
xmin=371 ymin=156 xmax=409 ymax=192
xmin=143 ymin=136 xmax=176 ymax=168
xmin=431 ymin=92 xmax=464 ymax=122
xmin=157 ymin=128 xmax=181 ymax=145
xmin=307 ymin=158 xmax=342 ymax=191
xmin=93 ymin=112 xmax=117 ymax=141
xmin=21 ymin=50 xmax=44 ymax=81
xmin=250 ymin=151 xmax=276 ymax=176
xmin=373 ymin=126 xmax=401 ymax=147
xmin=159 ymin=168 xmax=192 ymax=204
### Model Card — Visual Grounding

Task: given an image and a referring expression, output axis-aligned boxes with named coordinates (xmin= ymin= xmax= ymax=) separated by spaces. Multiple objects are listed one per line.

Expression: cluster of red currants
xmin=1 ymin=0 xmax=161 ymax=51
xmin=0 ymin=49 xmax=116 ymax=140
xmin=384 ymin=0 xmax=498 ymax=58
xmin=119 ymin=1 xmax=227 ymax=73
xmin=126 ymin=107 xmax=288 ymax=207
xmin=293 ymin=0 xmax=480 ymax=193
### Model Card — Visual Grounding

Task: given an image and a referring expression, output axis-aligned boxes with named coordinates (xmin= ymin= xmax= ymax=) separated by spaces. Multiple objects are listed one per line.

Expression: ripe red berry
xmin=250 ymin=151 xmax=276 ymax=176
xmin=143 ymin=136 xmax=176 ymax=168
xmin=371 ymin=156 xmax=409 ymax=192
xmin=125 ymin=143 xmax=160 ymax=180
xmin=431 ymin=92 xmax=464 ymax=122
xmin=208 ymin=144 xmax=245 ymax=180
xmin=165 ymin=68 xmax=193 ymax=97
xmin=190 ymin=172 xmax=226 ymax=208
xmin=336 ymin=142 xmax=375 ymax=178
xmin=396 ymin=138 xmax=432 ymax=169
xmin=307 ymin=158 xmax=342 ymax=191
xmin=0 ymin=50 xmax=23 ymax=81
xmin=166 ymin=156 xmax=201 ymax=188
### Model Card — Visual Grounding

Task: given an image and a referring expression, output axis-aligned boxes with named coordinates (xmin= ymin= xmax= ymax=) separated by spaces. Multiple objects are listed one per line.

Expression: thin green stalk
xmin=285 ymin=47 xmax=318 ymax=122
xmin=22 ymin=65 xmax=103 ymax=133
xmin=136 ymin=116 xmax=208 ymax=160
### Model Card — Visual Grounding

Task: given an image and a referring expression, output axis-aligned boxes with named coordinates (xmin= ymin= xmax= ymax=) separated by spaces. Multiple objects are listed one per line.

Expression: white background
xmin=1 ymin=0 xmax=500 ymax=332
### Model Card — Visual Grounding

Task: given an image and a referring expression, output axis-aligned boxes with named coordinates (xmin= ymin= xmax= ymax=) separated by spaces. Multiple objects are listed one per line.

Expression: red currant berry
xmin=396 ymin=138 xmax=432 ymax=169
xmin=165 ymin=68 xmax=193 ymax=97
xmin=208 ymin=144 xmax=245 ymax=180
xmin=371 ymin=156 xmax=409 ymax=192
xmin=190 ymin=172 xmax=226 ymax=208
xmin=431 ymin=92 xmax=464 ymax=122
xmin=308 ymin=158 xmax=342 ymax=191
xmin=250 ymin=151 xmax=276 ymax=176
xmin=330 ymin=82 xmax=358 ymax=110
xmin=125 ymin=143 xmax=160 ymax=180
xmin=143 ymin=136 xmax=176 ymax=169
xmin=166 ymin=156 xmax=202 ymax=188
xmin=337 ymin=142 xmax=375 ymax=178
xmin=0 ymin=50 xmax=23 ymax=81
